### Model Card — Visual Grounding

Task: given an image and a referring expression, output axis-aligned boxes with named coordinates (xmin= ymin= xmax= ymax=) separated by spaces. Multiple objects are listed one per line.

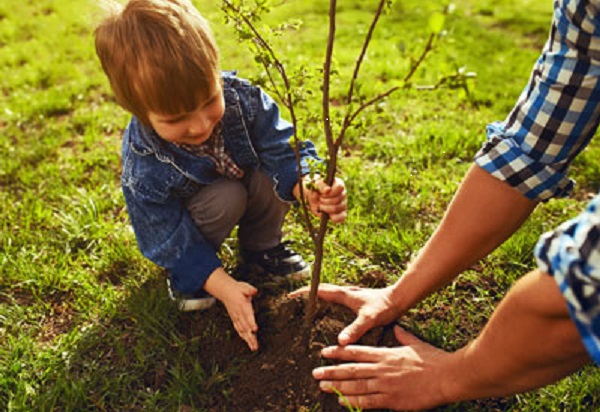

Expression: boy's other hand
xmin=296 ymin=176 xmax=348 ymax=223
xmin=221 ymin=281 xmax=259 ymax=351
xmin=204 ymin=268 xmax=259 ymax=351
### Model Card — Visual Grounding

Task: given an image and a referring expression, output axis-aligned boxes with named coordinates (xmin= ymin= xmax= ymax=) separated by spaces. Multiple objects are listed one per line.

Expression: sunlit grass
xmin=2 ymin=0 xmax=599 ymax=410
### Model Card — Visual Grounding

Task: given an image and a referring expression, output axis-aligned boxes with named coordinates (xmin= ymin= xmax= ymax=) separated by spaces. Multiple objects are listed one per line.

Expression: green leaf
xmin=428 ymin=12 xmax=445 ymax=34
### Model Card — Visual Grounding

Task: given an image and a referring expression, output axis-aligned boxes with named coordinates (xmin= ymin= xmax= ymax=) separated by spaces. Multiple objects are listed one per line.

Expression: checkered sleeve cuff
xmin=535 ymin=194 xmax=600 ymax=364
xmin=474 ymin=0 xmax=600 ymax=202
xmin=474 ymin=121 xmax=574 ymax=201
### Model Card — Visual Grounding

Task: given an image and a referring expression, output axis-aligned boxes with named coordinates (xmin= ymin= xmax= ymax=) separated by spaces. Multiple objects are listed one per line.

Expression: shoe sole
xmin=167 ymin=278 xmax=216 ymax=312
xmin=177 ymin=297 xmax=217 ymax=312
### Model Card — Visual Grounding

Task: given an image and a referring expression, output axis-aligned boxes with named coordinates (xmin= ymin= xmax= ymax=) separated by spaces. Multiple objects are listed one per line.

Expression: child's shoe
xmin=167 ymin=278 xmax=216 ymax=312
xmin=240 ymin=241 xmax=310 ymax=280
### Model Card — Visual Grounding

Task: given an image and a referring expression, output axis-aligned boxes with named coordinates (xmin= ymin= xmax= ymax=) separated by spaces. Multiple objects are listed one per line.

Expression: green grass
xmin=2 ymin=0 xmax=600 ymax=410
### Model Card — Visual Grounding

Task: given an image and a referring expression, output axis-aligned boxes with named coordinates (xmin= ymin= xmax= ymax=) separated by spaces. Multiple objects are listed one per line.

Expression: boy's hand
xmin=295 ymin=176 xmax=348 ymax=223
xmin=220 ymin=281 xmax=259 ymax=351
xmin=204 ymin=268 xmax=259 ymax=351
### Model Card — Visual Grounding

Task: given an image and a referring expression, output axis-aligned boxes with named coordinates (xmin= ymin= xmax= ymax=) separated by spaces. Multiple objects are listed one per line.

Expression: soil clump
xmin=176 ymin=269 xmax=396 ymax=411
xmin=175 ymin=270 xmax=511 ymax=411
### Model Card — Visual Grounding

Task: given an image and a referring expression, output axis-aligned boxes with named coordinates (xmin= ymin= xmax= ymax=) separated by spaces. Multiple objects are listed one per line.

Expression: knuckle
xmin=360 ymin=313 xmax=376 ymax=324
xmin=357 ymin=394 xmax=379 ymax=409
xmin=365 ymin=377 xmax=378 ymax=394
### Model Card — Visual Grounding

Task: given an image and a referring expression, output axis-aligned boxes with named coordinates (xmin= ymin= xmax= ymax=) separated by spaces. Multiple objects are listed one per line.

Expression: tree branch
xmin=222 ymin=0 xmax=317 ymax=242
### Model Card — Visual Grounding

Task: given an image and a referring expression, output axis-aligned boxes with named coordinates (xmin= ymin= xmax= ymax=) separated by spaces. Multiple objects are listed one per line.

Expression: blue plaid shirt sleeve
xmin=535 ymin=193 xmax=600 ymax=364
xmin=474 ymin=0 xmax=600 ymax=201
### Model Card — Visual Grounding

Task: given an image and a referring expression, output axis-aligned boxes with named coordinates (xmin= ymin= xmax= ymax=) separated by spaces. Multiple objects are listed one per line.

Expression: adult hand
xmin=289 ymin=283 xmax=401 ymax=345
xmin=313 ymin=325 xmax=457 ymax=411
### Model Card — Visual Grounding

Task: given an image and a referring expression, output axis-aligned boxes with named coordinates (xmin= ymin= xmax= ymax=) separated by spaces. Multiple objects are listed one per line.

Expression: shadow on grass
xmin=22 ymin=269 xmax=576 ymax=412
xmin=25 ymin=274 xmax=235 ymax=411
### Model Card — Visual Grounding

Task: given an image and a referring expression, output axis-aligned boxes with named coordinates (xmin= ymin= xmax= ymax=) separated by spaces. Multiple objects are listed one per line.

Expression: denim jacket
xmin=120 ymin=72 xmax=319 ymax=293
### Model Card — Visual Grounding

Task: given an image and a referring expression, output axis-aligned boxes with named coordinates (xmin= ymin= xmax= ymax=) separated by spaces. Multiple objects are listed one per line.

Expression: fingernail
xmin=320 ymin=381 xmax=332 ymax=391
xmin=321 ymin=347 xmax=332 ymax=357
xmin=313 ymin=368 xmax=324 ymax=378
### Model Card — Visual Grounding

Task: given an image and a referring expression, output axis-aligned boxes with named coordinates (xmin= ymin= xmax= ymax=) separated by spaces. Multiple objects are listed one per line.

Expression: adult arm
xmin=313 ymin=269 xmax=590 ymax=411
xmin=291 ymin=166 xmax=537 ymax=344
xmin=315 ymin=188 xmax=600 ymax=410
xmin=293 ymin=0 xmax=600 ymax=344
xmin=388 ymin=164 xmax=537 ymax=315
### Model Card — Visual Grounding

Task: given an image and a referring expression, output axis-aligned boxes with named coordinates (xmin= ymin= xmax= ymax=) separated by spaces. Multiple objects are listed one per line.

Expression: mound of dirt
xmin=174 ymin=270 xmax=512 ymax=411
xmin=176 ymin=271 xmax=397 ymax=412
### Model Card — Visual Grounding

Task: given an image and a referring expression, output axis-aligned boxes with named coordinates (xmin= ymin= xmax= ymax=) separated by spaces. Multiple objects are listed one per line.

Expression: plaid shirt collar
xmin=177 ymin=123 xmax=245 ymax=180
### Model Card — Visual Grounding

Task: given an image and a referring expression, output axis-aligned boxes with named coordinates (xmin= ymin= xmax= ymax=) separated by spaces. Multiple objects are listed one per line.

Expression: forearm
xmin=391 ymin=164 xmax=537 ymax=312
xmin=309 ymin=270 xmax=589 ymax=410
xmin=446 ymin=269 xmax=590 ymax=402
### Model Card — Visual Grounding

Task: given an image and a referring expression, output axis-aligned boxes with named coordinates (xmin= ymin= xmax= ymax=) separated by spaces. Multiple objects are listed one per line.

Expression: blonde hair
xmin=94 ymin=0 xmax=220 ymax=124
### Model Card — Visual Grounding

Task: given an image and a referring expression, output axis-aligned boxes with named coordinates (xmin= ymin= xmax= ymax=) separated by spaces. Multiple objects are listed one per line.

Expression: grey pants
xmin=185 ymin=170 xmax=290 ymax=252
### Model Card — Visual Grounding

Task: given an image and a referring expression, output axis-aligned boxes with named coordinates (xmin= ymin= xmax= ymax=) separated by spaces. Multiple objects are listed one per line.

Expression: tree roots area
xmin=175 ymin=270 xmax=395 ymax=412
xmin=175 ymin=270 xmax=511 ymax=411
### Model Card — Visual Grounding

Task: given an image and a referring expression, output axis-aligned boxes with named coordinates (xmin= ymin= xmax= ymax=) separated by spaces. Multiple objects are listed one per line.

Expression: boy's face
xmin=148 ymin=83 xmax=225 ymax=146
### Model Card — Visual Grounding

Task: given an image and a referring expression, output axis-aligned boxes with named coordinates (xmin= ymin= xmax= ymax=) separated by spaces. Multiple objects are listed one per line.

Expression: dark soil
xmin=175 ymin=269 xmax=396 ymax=412
xmin=175 ymin=270 xmax=513 ymax=412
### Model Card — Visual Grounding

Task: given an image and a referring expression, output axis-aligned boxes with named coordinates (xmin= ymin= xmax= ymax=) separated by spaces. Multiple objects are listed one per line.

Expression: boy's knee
xmin=187 ymin=179 xmax=247 ymax=224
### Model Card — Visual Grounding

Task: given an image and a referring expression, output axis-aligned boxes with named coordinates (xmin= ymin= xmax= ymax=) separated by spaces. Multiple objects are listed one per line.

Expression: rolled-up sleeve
xmin=535 ymin=193 xmax=600 ymax=364
xmin=475 ymin=0 xmax=600 ymax=201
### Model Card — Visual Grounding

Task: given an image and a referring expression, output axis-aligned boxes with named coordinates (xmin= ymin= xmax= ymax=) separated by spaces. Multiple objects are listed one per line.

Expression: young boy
xmin=94 ymin=0 xmax=347 ymax=351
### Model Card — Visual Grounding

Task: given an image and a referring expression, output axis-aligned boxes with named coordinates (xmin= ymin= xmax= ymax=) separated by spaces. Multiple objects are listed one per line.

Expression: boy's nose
xmin=188 ymin=113 xmax=212 ymax=136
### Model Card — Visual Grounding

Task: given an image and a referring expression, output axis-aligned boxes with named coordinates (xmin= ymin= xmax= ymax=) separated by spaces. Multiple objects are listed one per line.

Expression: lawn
xmin=2 ymin=0 xmax=600 ymax=410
